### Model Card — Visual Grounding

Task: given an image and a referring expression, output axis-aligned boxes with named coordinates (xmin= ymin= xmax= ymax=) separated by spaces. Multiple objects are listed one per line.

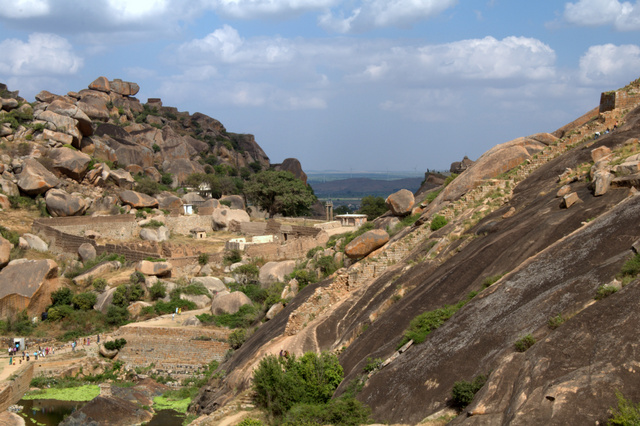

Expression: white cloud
xmin=106 ymin=0 xmax=169 ymax=22
xmin=579 ymin=43 xmax=640 ymax=84
xmin=178 ymin=25 xmax=294 ymax=66
xmin=563 ymin=0 xmax=640 ymax=30
xmin=319 ymin=0 xmax=458 ymax=33
xmin=0 ymin=0 xmax=49 ymax=19
xmin=0 ymin=33 xmax=82 ymax=76
xmin=207 ymin=0 xmax=337 ymax=19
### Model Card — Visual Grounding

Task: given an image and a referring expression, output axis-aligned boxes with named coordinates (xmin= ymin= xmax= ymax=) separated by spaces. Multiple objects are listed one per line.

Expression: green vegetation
xmin=153 ymin=395 xmax=191 ymax=413
xmin=198 ymin=253 xmax=209 ymax=265
xmin=514 ymin=334 xmax=536 ymax=352
xmin=547 ymin=314 xmax=565 ymax=330
xmin=444 ymin=173 xmax=459 ymax=186
xmin=104 ymin=338 xmax=127 ymax=351
xmin=424 ymin=188 xmax=442 ymax=204
xmin=140 ymin=219 xmax=164 ymax=228
xmin=224 ymin=248 xmax=243 ymax=264
xmin=362 ymin=357 xmax=383 ymax=374
xmin=595 ymin=285 xmax=618 ymax=300
xmin=244 ymin=170 xmax=316 ymax=217
xmin=451 ymin=374 xmax=487 ymax=409
xmin=92 ymin=277 xmax=107 ymax=292
xmin=609 ymin=391 xmax=640 ymax=425
xmin=154 ymin=360 xmax=220 ymax=414
xmin=149 ymin=281 xmax=167 ymax=300
xmin=112 ymin=283 xmax=145 ymax=307
xmin=23 ymin=385 xmax=100 ymax=401
xmin=358 ymin=195 xmax=388 ymax=220
xmin=0 ymin=225 xmax=20 ymax=246
xmin=253 ymin=351 xmax=370 ymax=425
xmin=72 ymin=292 xmax=97 ymax=311
xmin=197 ymin=304 xmax=259 ymax=329
xmin=481 ymin=273 xmax=504 ymax=289
xmin=398 ymin=291 xmax=477 ymax=348
xmin=430 ymin=215 xmax=448 ymax=231
xmin=618 ymin=252 xmax=640 ymax=285
xmin=63 ymin=253 xmax=126 ymax=279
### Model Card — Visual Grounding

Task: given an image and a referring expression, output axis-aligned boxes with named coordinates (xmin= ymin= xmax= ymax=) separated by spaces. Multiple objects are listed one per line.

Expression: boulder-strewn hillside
xmin=190 ymin=78 xmax=640 ymax=424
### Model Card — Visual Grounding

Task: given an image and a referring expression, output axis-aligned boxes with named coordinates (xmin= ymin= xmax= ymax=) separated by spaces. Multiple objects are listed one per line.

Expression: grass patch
xmin=397 ymin=291 xmax=477 ymax=348
xmin=23 ymin=385 xmax=100 ymax=401
xmin=595 ymin=285 xmax=618 ymax=300
xmin=609 ymin=390 xmax=640 ymax=426
xmin=514 ymin=334 xmax=535 ymax=352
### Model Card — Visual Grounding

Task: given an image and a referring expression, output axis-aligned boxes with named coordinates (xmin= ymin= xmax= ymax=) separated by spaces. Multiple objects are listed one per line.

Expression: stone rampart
xmin=112 ymin=326 xmax=230 ymax=378
xmin=0 ymin=363 xmax=34 ymax=411
xmin=164 ymin=215 xmax=213 ymax=235
xmin=245 ymin=233 xmax=328 ymax=261
xmin=600 ymin=90 xmax=640 ymax=113
xmin=34 ymin=215 xmax=138 ymax=239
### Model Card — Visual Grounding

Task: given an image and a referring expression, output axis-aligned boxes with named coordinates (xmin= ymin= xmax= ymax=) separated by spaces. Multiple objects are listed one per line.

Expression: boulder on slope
xmin=210 ymin=291 xmax=252 ymax=315
xmin=45 ymin=189 xmax=88 ymax=217
xmin=344 ymin=229 xmax=389 ymax=259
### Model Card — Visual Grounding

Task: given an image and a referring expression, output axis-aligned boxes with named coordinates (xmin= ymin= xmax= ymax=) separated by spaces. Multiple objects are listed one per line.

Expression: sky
xmin=1 ymin=1 xmax=640 ymax=173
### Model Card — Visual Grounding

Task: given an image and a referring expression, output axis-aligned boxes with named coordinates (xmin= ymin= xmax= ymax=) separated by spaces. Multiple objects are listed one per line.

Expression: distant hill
xmin=309 ymin=177 xmax=423 ymax=199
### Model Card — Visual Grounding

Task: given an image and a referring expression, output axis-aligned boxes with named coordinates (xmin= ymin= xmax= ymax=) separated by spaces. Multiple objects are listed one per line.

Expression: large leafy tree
xmin=244 ymin=170 xmax=316 ymax=217
xmin=358 ymin=195 xmax=388 ymax=220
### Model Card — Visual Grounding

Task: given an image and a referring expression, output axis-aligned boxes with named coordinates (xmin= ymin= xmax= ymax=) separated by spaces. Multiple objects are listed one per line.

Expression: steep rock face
xmin=273 ymin=158 xmax=308 ymax=184
xmin=0 ymin=259 xmax=60 ymax=318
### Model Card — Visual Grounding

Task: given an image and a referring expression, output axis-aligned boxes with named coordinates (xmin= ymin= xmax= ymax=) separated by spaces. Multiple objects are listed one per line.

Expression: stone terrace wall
xmin=164 ymin=215 xmax=213 ymax=235
xmin=245 ymin=233 xmax=329 ymax=261
xmin=33 ymin=220 xmax=162 ymax=262
xmin=33 ymin=215 xmax=138 ymax=239
xmin=0 ymin=363 xmax=34 ymax=411
xmin=113 ymin=326 xmax=230 ymax=378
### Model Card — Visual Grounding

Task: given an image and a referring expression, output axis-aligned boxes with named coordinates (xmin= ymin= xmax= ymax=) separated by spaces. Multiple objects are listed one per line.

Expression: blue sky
xmin=1 ymin=1 xmax=640 ymax=173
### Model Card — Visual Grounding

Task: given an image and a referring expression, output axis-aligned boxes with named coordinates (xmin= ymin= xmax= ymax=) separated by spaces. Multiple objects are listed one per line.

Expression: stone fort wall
xmin=0 ymin=363 xmax=34 ymax=412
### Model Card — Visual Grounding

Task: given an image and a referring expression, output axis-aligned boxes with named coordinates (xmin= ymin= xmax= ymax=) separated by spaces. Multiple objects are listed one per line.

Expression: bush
xmin=235 ymin=264 xmax=259 ymax=282
xmin=609 ymin=391 xmax=640 ymax=425
xmin=0 ymin=225 xmax=19 ymax=246
xmin=228 ymin=328 xmax=249 ymax=349
xmin=92 ymin=278 xmax=107 ymax=292
xmin=595 ymin=284 xmax=618 ymax=300
xmin=224 ymin=249 xmax=243 ymax=264
xmin=141 ymin=219 xmax=164 ymax=229
xmin=481 ymin=273 xmax=504 ymax=289
xmin=451 ymin=374 xmax=487 ymax=408
xmin=547 ymin=314 xmax=565 ymax=330
xmin=47 ymin=305 xmax=73 ymax=321
xmin=619 ymin=252 xmax=640 ymax=278
xmin=149 ymin=281 xmax=166 ymax=300
xmin=288 ymin=269 xmax=317 ymax=290
xmin=198 ymin=304 xmax=258 ymax=329
xmin=105 ymin=305 xmax=129 ymax=326
xmin=153 ymin=299 xmax=197 ymax=315
xmin=430 ymin=215 xmax=448 ymax=231
xmin=306 ymin=246 xmax=323 ymax=259
xmin=104 ymin=338 xmax=127 ymax=351
xmin=135 ymin=177 xmax=160 ymax=196
xmin=514 ymin=334 xmax=536 ymax=352
xmin=315 ymin=255 xmax=339 ymax=277
xmin=363 ymin=357 xmax=382 ymax=374
xmin=283 ymin=397 xmax=371 ymax=426
xmin=253 ymin=352 xmax=344 ymax=419
xmin=112 ymin=284 xmax=144 ymax=307
xmin=237 ymin=420 xmax=263 ymax=426
xmin=72 ymin=292 xmax=97 ymax=311
xmin=198 ymin=253 xmax=209 ymax=265
xmin=51 ymin=287 xmax=73 ymax=307
xmin=161 ymin=172 xmax=173 ymax=185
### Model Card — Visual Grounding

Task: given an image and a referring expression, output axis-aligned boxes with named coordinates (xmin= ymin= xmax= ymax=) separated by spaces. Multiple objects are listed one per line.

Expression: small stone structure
xmin=191 ymin=228 xmax=206 ymax=239
xmin=335 ymin=214 xmax=367 ymax=228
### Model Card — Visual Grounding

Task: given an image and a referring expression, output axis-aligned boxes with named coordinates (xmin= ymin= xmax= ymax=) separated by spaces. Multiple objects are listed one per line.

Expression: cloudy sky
xmin=1 ymin=0 xmax=639 ymax=173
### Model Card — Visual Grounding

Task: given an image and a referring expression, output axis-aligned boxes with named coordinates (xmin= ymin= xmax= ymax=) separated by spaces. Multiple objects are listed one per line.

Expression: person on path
xmin=9 ymin=355 xmax=12 ymax=365
xmin=172 ymin=313 xmax=175 ymax=321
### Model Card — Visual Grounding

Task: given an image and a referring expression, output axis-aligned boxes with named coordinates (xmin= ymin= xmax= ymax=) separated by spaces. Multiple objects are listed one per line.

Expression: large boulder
xmin=0 ymin=236 xmax=11 ymax=269
xmin=95 ymin=286 xmax=117 ymax=313
xmin=0 ymin=259 xmax=59 ymax=318
xmin=45 ymin=189 xmax=88 ymax=217
xmin=259 ymin=261 xmax=296 ymax=288
xmin=265 ymin=302 xmax=284 ymax=320
xmin=273 ymin=158 xmax=308 ymax=184
xmin=212 ymin=207 xmax=251 ymax=231
xmin=77 ymin=91 xmax=110 ymax=121
xmin=108 ymin=168 xmax=135 ymax=189
xmin=182 ymin=192 xmax=204 ymax=203
xmin=136 ymin=260 xmax=172 ymax=277
xmin=139 ymin=226 xmax=170 ymax=242
xmin=180 ymin=293 xmax=211 ymax=309
xmin=156 ymin=193 xmax=182 ymax=210
xmin=127 ymin=301 xmax=152 ymax=317
xmin=16 ymin=158 xmax=60 ymax=196
xmin=119 ymin=190 xmax=159 ymax=209
xmin=59 ymin=395 xmax=152 ymax=426
xmin=191 ymin=277 xmax=227 ymax=295
xmin=220 ymin=195 xmax=245 ymax=210
xmin=210 ymin=291 xmax=252 ymax=315
xmin=35 ymin=110 xmax=82 ymax=146
xmin=49 ymin=147 xmax=92 ymax=181
xmin=72 ymin=261 xmax=122 ymax=286
xmin=22 ymin=233 xmax=48 ymax=252
xmin=78 ymin=243 xmax=96 ymax=263
xmin=436 ymin=134 xmax=553 ymax=204
xmin=88 ymin=76 xmax=110 ymax=93
xmin=385 ymin=189 xmax=415 ymax=217
xmin=344 ymin=229 xmax=389 ymax=259
xmin=109 ymin=79 xmax=140 ymax=96
xmin=46 ymin=99 xmax=93 ymax=136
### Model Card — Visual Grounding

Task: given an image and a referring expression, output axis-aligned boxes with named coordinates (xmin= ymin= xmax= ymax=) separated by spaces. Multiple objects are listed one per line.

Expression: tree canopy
xmin=358 ymin=195 xmax=388 ymax=220
xmin=244 ymin=170 xmax=316 ymax=217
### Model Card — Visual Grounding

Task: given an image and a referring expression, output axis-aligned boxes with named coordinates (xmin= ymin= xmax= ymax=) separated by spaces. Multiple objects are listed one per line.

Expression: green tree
xmin=72 ymin=292 xmax=97 ymax=311
xmin=245 ymin=170 xmax=316 ymax=217
xmin=358 ymin=196 xmax=388 ymax=220
xmin=51 ymin=287 xmax=73 ymax=307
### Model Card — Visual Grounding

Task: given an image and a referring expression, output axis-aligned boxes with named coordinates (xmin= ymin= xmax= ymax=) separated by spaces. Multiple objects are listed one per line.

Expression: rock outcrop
xmin=344 ymin=229 xmax=389 ymax=258
xmin=0 ymin=259 xmax=59 ymax=317
xmin=210 ymin=291 xmax=252 ymax=315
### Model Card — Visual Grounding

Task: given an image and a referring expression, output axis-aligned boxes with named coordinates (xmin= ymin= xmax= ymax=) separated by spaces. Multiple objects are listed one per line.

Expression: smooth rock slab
xmin=345 ymin=229 xmax=389 ymax=259
xmin=211 ymin=291 xmax=252 ymax=315
xmin=119 ymin=190 xmax=158 ymax=208
xmin=136 ymin=260 xmax=172 ymax=277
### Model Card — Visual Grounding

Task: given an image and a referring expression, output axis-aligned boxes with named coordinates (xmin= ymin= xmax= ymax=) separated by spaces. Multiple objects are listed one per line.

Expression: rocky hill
xmin=188 ymin=78 xmax=640 ymax=424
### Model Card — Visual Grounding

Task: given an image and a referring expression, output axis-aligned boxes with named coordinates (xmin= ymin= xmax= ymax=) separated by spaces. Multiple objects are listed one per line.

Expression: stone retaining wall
xmin=0 ymin=363 xmax=34 ymax=412
xmin=113 ymin=326 xmax=231 ymax=378
xmin=164 ymin=215 xmax=213 ymax=235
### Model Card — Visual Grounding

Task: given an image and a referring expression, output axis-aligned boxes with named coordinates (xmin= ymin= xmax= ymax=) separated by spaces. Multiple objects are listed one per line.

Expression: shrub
xmin=253 ymin=352 xmax=344 ymax=419
xmin=237 ymin=419 xmax=263 ymax=426
xmin=149 ymin=281 xmax=166 ymax=300
xmin=547 ymin=314 xmax=565 ymax=330
xmin=47 ymin=305 xmax=73 ymax=321
xmin=228 ymin=328 xmax=248 ymax=349
xmin=198 ymin=253 xmax=209 ymax=265
xmin=595 ymin=284 xmax=618 ymax=300
xmin=288 ymin=269 xmax=317 ymax=290
xmin=160 ymin=172 xmax=173 ymax=185
xmin=306 ymin=246 xmax=323 ymax=259
xmin=105 ymin=305 xmax=129 ymax=326
xmin=0 ymin=225 xmax=19 ymax=246
xmin=130 ymin=271 xmax=145 ymax=284
xmin=363 ymin=357 xmax=383 ymax=374
xmin=481 ymin=273 xmax=504 ymax=289
xmin=514 ymin=334 xmax=536 ymax=352
xmin=112 ymin=283 xmax=144 ymax=308
xmin=104 ymin=338 xmax=127 ymax=351
xmin=283 ymin=397 xmax=371 ymax=426
xmin=315 ymin=255 xmax=339 ymax=277
xmin=153 ymin=299 xmax=197 ymax=315
xmin=92 ymin=278 xmax=107 ymax=292
xmin=51 ymin=287 xmax=73 ymax=307
xmin=619 ymin=252 xmax=640 ymax=279
xmin=430 ymin=215 xmax=448 ymax=231
xmin=235 ymin=264 xmax=259 ymax=282
xmin=141 ymin=219 xmax=164 ymax=229
xmin=152 ymin=143 xmax=161 ymax=153
xmin=135 ymin=177 xmax=159 ymax=196
xmin=224 ymin=249 xmax=243 ymax=264
xmin=72 ymin=292 xmax=97 ymax=311
xmin=197 ymin=304 xmax=258 ymax=329
xmin=451 ymin=374 xmax=487 ymax=408
xmin=609 ymin=391 xmax=640 ymax=425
